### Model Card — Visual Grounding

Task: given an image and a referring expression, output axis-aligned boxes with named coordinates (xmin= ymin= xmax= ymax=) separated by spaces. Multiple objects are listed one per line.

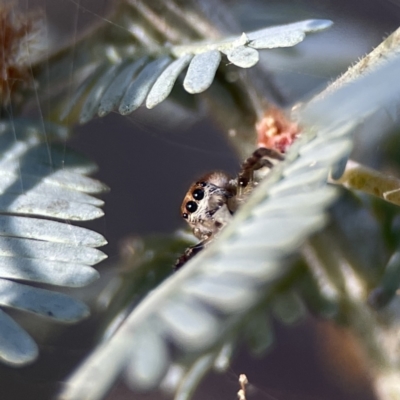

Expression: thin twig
xmin=312 ymin=27 xmax=400 ymax=101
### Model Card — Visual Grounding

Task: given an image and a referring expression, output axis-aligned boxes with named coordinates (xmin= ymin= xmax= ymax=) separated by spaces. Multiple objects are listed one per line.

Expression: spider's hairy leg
xmin=238 ymin=147 xmax=284 ymax=192
xmin=174 ymin=241 xmax=206 ymax=271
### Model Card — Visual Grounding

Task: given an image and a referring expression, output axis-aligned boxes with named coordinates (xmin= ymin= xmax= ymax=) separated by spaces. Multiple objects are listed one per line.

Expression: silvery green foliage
xmin=58 ymin=19 xmax=331 ymax=123
xmin=0 ymin=119 xmax=107 ymax=366
xmin=59 ymin=49 xmax=400 ymax=400
xmin=58 ymin=121 xmax=340 ymax=399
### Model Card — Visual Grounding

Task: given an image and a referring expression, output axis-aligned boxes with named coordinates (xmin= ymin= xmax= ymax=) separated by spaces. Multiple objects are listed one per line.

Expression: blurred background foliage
xmin=3 ymin=0 xmax=400 ymax=400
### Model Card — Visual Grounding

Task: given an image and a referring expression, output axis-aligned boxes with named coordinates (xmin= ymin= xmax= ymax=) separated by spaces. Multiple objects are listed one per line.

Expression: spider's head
xmin=181 ymin=172 xmax=234 ymax=240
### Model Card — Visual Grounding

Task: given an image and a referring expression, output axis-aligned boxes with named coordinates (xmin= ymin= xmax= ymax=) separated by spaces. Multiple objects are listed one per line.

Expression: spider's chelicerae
xmin=175 ymin=147 xmax=284 ymax=270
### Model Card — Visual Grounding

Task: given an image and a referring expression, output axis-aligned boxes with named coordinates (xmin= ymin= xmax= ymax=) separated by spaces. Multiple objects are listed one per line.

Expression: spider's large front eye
xmin=192 ymin=188 xmax=204 ymax=200
xmin=186 ymin=201 xmax=198 ymax=213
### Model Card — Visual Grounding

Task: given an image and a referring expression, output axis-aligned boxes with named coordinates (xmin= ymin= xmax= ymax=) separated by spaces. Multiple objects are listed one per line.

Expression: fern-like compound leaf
xmin=0 ymin=119 xmax=107 ymax=366
xmin=59 ymin=53 xmax=400 ymax=400
xmin=171 ymin=19 xmax=332 ymax=56
xmin=56 ymin=18 xmax=331 ymax=122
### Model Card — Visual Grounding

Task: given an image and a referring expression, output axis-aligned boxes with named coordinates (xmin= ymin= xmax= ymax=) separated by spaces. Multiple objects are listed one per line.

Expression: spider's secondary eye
xmin=238 ymin=177 xmax=248 ymax=187
xmin=186 ymin=201 xmax=198 ymax=213
xmin=196 ymin=181 xmax=207 ymax=187
xmin=182 ymin=213 xmax=188 ymax=219
xmin=192 ymin=188 xmax=204 ymax=200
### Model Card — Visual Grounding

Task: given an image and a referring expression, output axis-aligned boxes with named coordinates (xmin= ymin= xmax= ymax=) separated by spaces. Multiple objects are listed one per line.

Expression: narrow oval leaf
xmin=245 ymin=314 xmax=274 ymax=356
xmin=41 ymin=170 xmax=109 ymax=194
xmin=0 ymin=144 xmax=98 ymax=176
xmin=252 ymin=187 xmax=337 ymax=216
xmin=0 ymin=216 xmax=106 ymax=247
xmin=249 ymin=31 xmax=305 ymax=49
xmin=226 ymin=45 xmax=259 ymax=68
xmin=0 ymin=257 xmax=99 ymax=287
xmin=60 ymin=63 xmax=105 ymax=121
xmin=99 ymin=57 xmax=148 ymax=117
xmin=146 ymin=54 xmax=193 ymax=109
xmin=0 ymin=309 xmax=38 ymax=366
xmin=183 ymin=50 xmax=221 ymax=94
xmin=0 ymin=137 xmax=39 ymax=164
xmin=235 ymin=215 xmax=326 ymax=248
xmin=119 ymin=57 xmax=172 ymax=115
xmin=0 ymin=172 xmax=103 ymax=206
xmin=0 ymin=119 xmax=68 ymax=142
xmin=206 ymin=259 xmax=281 ymax=281
xmin=174 ymin=355 xmax=215 ymax=400
xmin=125 ymin=326 xmax=170 ymax=392
xmin=272 ymin=292 xmax=305 ymax=325
xmin=285 ymin=140 xmax=353 ymax=175
xmin=269 ymin=168 xmax=328 ymax=196
xmin=172 ymin=19 xmax=333 ymax=56
xmin=247 ymin=19 xmax=333 ymax=48
xmin=0 ymin=193 xmax=104 ymax=221
xmin=0 ymin=279 xmax=90 ymax=322
xmin=80 ymin=63 xmax=121 ymax=124
xmin=0 ymin=236 xmax=106 ymax=265
xmin=182 ymin=276 xmax=257 ymax=313
xmin=157 ymin=298 xmax=219 ymax=350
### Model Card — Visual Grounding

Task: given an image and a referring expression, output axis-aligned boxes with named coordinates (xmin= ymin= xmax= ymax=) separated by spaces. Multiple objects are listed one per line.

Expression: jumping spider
xmin=175 ymin=147 xmax=284 ymax=270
